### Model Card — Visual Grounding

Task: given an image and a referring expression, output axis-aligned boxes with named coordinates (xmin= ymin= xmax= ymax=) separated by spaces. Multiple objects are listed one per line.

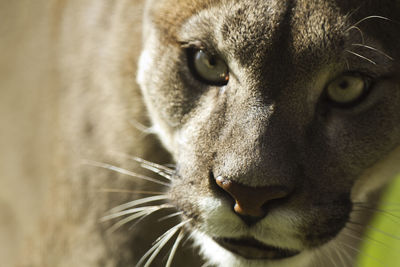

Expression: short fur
xmin=1 ymin=0 xmax=400 ymax=266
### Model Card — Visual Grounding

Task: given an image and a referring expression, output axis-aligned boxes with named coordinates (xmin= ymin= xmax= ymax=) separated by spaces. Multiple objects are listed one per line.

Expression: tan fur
xmin=149 ymin=0 xmax=223 ymax=44
xmin=1 ymin=0 xmax=400 ymax=267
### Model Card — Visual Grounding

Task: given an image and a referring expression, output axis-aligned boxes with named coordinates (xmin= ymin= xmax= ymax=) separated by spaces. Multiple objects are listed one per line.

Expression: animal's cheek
xmin=351 ymin=146 xmax=400 ymax=202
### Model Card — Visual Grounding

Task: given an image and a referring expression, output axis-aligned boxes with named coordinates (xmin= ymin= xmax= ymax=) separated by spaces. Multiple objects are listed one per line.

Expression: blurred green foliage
xmin=357 ymin=175 xmax=400 ymax=267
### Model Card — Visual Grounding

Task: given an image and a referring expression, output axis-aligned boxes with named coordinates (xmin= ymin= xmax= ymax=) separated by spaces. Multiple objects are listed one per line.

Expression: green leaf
xmin=357 ymin=175 xmax=400 ymax=267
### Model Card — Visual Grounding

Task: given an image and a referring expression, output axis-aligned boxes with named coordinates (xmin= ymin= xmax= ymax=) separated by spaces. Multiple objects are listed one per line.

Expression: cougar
xmin=1 ymin=0 xmax=400 ymax=266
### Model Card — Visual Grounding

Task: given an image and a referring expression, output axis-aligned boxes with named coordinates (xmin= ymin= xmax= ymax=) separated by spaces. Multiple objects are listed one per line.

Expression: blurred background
xmin=1 ymin=1 xmax=57 ymax=266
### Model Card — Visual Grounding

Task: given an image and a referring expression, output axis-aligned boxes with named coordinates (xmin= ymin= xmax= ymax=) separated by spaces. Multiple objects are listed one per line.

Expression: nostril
xmin=215 ymin=176 xmax=292 ymax=219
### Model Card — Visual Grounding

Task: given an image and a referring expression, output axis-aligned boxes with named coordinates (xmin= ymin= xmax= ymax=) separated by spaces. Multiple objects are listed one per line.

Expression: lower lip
xmin=213 ymin=237 xmax=300 ymax=260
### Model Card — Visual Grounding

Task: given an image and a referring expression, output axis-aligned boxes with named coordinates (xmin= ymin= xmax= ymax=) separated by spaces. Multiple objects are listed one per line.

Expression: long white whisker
xmin=153 ymin=220 xmax=191 ymax=245
xmin=132 ymin=156 xmax=175 ymax=175
xmin=108 ymin=205 xmax=176 ymax=233
xmin=110 ymin=152 xmax=175 ymax=175
xmin=110 ymin=195 xmax=169 ymax=213
xmin=345 ymin=50 xmax=377 ymax=65
xmin=136 ymin=219 xmax=191 ymax=267
xmin=166 ymin=229 xmax=185 ymax=267
xmin=98 ymin=188 xmax=164 ymax=195
xmin=102 ymin=206 xmax=157 ymax=222
xmin=107 ymin=209 xmax=158 ymax=233
xmin=158 ymin=211 xmax=184 ymax=222
xmin=139 ymin=164 xmax=173 ymax=181
xmin=352 ymin=44 xmax=394 ymax=60
xmin=143 ymin=230 xmax=178 ymax=267
xmin=82 ymin=160 xmax=170 ymax=187
xmin=102 ymin=204 xmax=174 ymax=221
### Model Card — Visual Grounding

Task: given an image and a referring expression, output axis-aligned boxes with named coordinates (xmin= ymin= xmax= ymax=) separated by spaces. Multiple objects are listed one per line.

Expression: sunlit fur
xmin=1 ymin=0 xmax=400 ymax=267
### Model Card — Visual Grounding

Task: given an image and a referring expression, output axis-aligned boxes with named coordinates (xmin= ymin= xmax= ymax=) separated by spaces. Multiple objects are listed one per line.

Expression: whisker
xmin=346 ymin=26 xmax=365 ymax=44
xmin=110 ymin=195 xmax=169 ymax=213
xmin=111 ymin=152 xmax=175 ymax=175
xmin=353 ymin=204 xmax=400 ymax=224
xmin=102 ymin=206 xmax=157 ymax=222
xmin=344 ymin=5 xmax=363 ymax=23
xmin=343 ymin=228 xmax=391 ymax=250
xmin=344 ymin=58 xmax=350 ymax=71
xmin=335 ymin=241 xmax=353 ymax=267
xmin=351 ymin=44 xmax=394 ymax=60
xmin=375 ymin=201 xmax=400 ymax=207
xmin=106 ymin=205 xmax=176 ymax=233
xmin=98 ymin=188 xmax=164 ymax=195
xmin=82 ymin=160 xmax=170 ymax=187
xmin=181 ymin=233 xmax=193 ymax=247
xmin=102 ymin=204 xmax=174 ymax=221
xmin=129 ymin=119 xmax=156 ymax=135
xmin=354 ymin=201 xmax=400 ymax=211
xmin=350 ymin=15 xmax=392 ymax=28
xmin=348 ymin=220 xmax=400 ymax=241
xmin=345 ymin=50 xmax=377 ymax=65
xmin=313 ymin=248 xmax=325 ymax=267
xmin=367 ymin=225 xmax=400 ymax=241
xmin=108 ymin=153 xmax=175 ymax=180
xmin=138 ymin=164 xmax=173 ymax=181
xmin=337 ymin=240 xmax=387 ymax=267
xmin=132 ymin=156 xmax=175 ymax=175
xmin=152 ymin=220 xmax=189 ymax=245
xmin=107 ymin=209 xmax=159 ymax=233
xmin=324 ymin=245 xmax=340 ymax=267
xmin=136 ymin=219 xmax=191 ymax=267
xmin=331 ymin=242 xmax=349 ymax=267
xmin=166 ymin=229 xmax=185 ymax=267
xmin=158 ymin=211 xmax=184 ymax=222
xmin=164 ymin=164 xmax=176 ymax=169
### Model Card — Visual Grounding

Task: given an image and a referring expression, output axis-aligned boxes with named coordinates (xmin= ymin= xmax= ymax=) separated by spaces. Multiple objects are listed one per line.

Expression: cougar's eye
xmin=326 ymin=74 xmax=369 ymax=106
xmin=188 ymin=49 xmax=229 ymax=86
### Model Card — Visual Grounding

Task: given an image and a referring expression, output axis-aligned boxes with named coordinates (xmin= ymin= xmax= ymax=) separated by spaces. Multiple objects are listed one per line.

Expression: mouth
xmin=213 ymin=237 xmax=300 ymax=260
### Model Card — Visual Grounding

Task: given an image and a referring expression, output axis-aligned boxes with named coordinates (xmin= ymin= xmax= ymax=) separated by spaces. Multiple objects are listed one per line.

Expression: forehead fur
xmin=148 ymin=0 xmax=400 ymax=84
xmin=148 ymin=0 xmax=223 ymax=44
xmin=148 ymin=0 xmax=400 ymax=52
xmin=189 ymin=0 xmax=348 ymax=68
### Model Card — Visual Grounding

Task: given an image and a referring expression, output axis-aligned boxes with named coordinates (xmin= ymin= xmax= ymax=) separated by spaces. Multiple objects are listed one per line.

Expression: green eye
xmin=326 ymin=74 xmax=369 ymax=106
xmin=188 ymin=49 xmax=229 ymax=86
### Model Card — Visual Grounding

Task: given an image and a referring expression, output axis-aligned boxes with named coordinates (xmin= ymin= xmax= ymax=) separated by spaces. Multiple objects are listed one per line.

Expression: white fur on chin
xmin=191 ymin=230 xmax=313 ymax=267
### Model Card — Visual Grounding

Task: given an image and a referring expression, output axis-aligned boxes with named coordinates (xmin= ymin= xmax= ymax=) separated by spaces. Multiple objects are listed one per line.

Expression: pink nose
xmin=216 ymin=176 xmax=291 ymax=218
